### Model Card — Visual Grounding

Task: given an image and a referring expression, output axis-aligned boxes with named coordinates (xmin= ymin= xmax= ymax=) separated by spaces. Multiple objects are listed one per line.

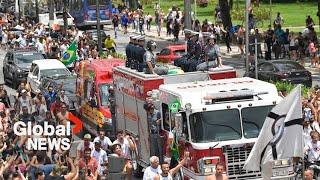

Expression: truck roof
xmin=159 ymin=77 xmax=280 ymax=109
xmin=32 ymin=59 xmax=67 ymax=70
xmin=87 ymin=59 xmax=124 ymax=73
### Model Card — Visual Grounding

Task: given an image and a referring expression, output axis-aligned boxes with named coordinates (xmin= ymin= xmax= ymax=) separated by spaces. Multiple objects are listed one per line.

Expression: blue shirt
xmin=44 ymin=91 xmax=57 ymax=108
xmin=148 ymin=110 xmax=161 ymax=134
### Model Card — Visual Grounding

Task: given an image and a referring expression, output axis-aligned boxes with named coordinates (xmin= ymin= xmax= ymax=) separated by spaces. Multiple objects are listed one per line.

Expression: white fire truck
xmin=113 ymin=66 xmax=295 ymax=179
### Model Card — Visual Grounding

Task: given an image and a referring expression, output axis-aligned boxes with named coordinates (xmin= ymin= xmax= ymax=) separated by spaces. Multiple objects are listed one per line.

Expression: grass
xmin=114 ymin=0 xmax=319 ymax=31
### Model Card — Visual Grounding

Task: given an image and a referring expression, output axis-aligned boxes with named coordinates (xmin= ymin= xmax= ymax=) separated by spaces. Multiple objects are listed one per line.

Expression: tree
xmin=219 ymin=0 xmax=232 ymax=28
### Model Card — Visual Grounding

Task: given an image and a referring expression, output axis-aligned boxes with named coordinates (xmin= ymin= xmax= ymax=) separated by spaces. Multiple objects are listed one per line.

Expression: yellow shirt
xmin=104 ymin=39 xmax=115 ymax=49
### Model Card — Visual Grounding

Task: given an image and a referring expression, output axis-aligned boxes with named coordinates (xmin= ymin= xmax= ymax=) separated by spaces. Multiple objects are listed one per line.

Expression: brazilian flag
xmin=61 ymin=41 xmax=77 ymax=66
xmin=169 ymin=100 xmax=181 ymax=113
xmin=170 ymin=132 xmax=180 ymax=168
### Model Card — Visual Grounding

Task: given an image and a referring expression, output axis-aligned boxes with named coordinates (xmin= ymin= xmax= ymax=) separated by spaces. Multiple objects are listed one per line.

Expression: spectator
xmin=104 ymin=35 xmax=117 ymax=53
xmin=44 ymin=85 xmax=57 ymax=110
xmin=139 ymin=13 xmax=145 ymax=35
xmin=78 ymin=148 xmax=98 ymax=180
xmin=143 ymin=156 xmax=162 ymax=180
xmin=145 ymin=13 xmax=152 ymax=31
xmin=112 ymin=15 xmax=119 ymax=38
xmin=113 ymin=130 xmax=135 ymax=158
xmin=236 ymin=25 xmax=245 ymax=55
xmin=91 ymin=141 xmax=108 ymax=176
xmin=93 ymin=130 xmax=112 ymax=152
xmin=154 ymin=151 xmax=189 ymax=180
xmin=77 ymin=134 xmax=94 ymax=158
xmin=110 ymin=143 xmax=133 ymax=180
xmin=274 ymin=12 xmax=284 ymax=29
xmin=306 ymin=15 xmax=315 ymax=28
xmin=205 ymin=163 xmax=229 ymax=180
xmin=305 ymin=168 xmax=314 ymax=180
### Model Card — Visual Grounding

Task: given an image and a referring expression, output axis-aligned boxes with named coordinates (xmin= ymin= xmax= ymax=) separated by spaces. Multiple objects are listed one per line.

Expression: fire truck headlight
xmin=272 ymin=158 xmax=293 ymax=177
xmin=197 ymin=157 xmax=220 ymax=175
xmin=185 ymin=103 xmax=192 ymax=111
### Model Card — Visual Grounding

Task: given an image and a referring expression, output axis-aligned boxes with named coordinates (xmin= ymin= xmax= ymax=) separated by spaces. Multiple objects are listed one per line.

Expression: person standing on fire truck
xmin=145 ymin=103 xmax=164 ymax=163
xmin=205 ymin=163 xmax=228 ymax=180
xmin=136 ymin=36 xmax=146 ymax=72
xmin=125 ymin=35 xmax=135 ymax=68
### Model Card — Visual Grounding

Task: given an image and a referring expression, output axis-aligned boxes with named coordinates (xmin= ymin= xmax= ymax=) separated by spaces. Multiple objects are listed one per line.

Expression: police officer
xmin=174 ymin=29 xmax=193 ymax=69
xmin=136 ymin=36 xmax=146 ymax=72
xmin=143 ymin=40 xmax=168 ymax=75
xmin=125 ymin=35 xmax=135 ymax=68
xmin=196 ymin=34 xmax=223 ymax=71
xmin=131 ymin=35 xmax=140 ymax=69
xmin=186 ymin=31 xmax=203 ymax=72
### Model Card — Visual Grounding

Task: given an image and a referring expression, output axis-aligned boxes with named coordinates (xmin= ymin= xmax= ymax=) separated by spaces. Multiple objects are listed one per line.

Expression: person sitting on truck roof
xmin=205 ymin=163 xmax=228 ymax=180
xmin=144 ymin=40 xmax=168 ymax=75
xmin=154 ymin=151 xmax=190 ymax=180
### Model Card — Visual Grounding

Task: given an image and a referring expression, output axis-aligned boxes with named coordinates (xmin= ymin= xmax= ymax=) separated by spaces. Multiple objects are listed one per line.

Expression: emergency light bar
xmin=204 ymin=89 xmax=268 ymax=103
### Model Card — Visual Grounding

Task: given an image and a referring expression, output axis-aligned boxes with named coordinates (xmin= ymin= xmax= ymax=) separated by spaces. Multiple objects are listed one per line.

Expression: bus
xmin=68 ymin=0 xmax=112 ymax=28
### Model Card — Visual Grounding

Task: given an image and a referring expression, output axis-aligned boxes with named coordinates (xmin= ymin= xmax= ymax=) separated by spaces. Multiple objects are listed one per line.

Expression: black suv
xmin=3 ymin=48 xmax=45 ymax=88
xmin=39 ymin=75 xmax=77 ymax=111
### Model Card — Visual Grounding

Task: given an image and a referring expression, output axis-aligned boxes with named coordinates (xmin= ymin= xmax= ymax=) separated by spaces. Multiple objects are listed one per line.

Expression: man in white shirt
xmin=91 ymin=141 xmax=108 ymax=176
xmin=77 ymin=134 xmax=95 ymax=158
xmin=35 ymin=36 xmax=45 ymax=56
xmin=304 ymin=131 xmax=320 ymax=163
xmin=94 ymin=130 xmax=112 ymax=152
xmin=113 ymin=130 xmax=135 ymax=158
xmin=143 ymin=156 xmax=162 ymax=180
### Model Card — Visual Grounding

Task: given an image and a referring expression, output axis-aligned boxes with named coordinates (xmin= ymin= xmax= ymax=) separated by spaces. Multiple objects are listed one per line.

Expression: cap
xmin=21 ymin=89 xmax=27 ymax=93
xmin=129 ymin=34 xmax=135 ymax=39
xmin=132 ymin=35 xmax=140 ymax=40
xmin=137 ymin=35 xmax=145 ymax=41
xmin=191 ymin=31 xmax=200 ymax=36
xmin=208 ymin=34 xmax=217 ymax=39
xmin=84 ymin=134 xmax=91 ymax=139
xmin=35 ymin=89 xmax=41 ymax=94
xmin=184 ymin=29 xmax=193 ymax=35
xmin=94 ymin=141 xmax=101 ymax=145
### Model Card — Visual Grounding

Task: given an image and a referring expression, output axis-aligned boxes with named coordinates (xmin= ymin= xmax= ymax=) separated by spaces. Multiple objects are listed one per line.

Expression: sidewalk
xmin=105 ymin=24 xmax=185 ymax=41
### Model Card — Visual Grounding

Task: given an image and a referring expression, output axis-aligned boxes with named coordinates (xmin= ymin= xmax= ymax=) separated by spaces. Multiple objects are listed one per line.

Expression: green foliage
xmin=272 ymin=81 xmax=310 ymax=98
xmin=231 ymin=6 xmax=270 ymax=22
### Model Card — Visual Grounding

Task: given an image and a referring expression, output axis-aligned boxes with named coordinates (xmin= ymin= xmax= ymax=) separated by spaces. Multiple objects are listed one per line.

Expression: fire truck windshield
xmin=99 ymin=84 xmax=110 ymax=107
xmin=189 ymin=109 xmax=242 ymax=143
xmin=241 ymin=105 xmax=274 ymax=138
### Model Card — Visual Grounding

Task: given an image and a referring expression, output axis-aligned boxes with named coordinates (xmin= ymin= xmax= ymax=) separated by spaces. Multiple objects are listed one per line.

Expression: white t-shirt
xmin=113 ymin=138 xmax=131 ymax=158
xmin=305 ymin=141 xmax=320 ymax=162
xmin=143 ymin=166 xmax=162 ymax=180
xmin=36 ymin=41 xmax=45 ymax=54
xmin=91 ymin=149 xmax=108 ymax=175
xmin=160 ymin=173 xmax=173 ymax=180
xmin=94 ymin=136 xmax=112 ymax=151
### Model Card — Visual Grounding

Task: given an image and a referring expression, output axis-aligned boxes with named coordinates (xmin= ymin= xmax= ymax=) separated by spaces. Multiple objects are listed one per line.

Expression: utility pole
xmin=35 ymin=0 xmax=39 ymax=23
xmin=63 ymin=0 xmax=68 ymax=32
xmin=18 ymin=0 xmax=21 ymax=23
xmin=184 ymin=0 xmax=192 ymax=30
xmin=49 ymin=0 xmax=54 ymax=26
xmin=269 ymin=0 xmax=272 ymax=27
xmin=245 ymin=0 xmax=250 ymax=73
xmin=96 ymin=0 xmax=102 ymax=55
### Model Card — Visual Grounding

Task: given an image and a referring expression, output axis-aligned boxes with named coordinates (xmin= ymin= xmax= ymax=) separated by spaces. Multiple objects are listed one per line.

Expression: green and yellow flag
xmin=169 ymin=100 xmax=181 ymax=113
xmin=61 ymin=41 xmax=77 ymax=66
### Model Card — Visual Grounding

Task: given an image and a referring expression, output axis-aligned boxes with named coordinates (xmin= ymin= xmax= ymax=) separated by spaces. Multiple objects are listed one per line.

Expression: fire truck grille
xmin=224 ymin=145 xmax=262 ymax=179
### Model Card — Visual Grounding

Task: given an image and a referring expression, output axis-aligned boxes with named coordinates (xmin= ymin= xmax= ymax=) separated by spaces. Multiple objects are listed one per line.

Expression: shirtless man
xmin=205 ymin=163 xmax=228 ymax=180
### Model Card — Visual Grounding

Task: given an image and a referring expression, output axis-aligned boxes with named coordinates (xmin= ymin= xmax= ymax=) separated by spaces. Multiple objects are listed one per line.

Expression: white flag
xmin=243 ymin=85 xmax=303 ymax=178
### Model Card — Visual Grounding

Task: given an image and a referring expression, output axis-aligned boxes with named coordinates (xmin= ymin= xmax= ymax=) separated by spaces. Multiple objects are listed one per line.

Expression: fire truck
xmin=113 ymin=66 xmax=295 ymax=179
xmin=76 ymin=59 xmax=124 ymax=137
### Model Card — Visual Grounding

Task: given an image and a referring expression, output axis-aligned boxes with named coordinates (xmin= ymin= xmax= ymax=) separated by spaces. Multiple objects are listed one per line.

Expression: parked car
xmin=3 ymin=48 xmax=45 ymax=88
xmin=245 ymin=60 xmax=312 ymax=87
xmin=27 ymin=59 xmax=72 ymax=94
xmin=39 ymin=75 xmax=77 ymax=111
xmin=156 ymin=45 xmax=186 ymax=64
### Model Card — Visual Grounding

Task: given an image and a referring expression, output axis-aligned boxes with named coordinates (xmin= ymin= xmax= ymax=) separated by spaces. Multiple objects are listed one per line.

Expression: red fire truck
xmin=76 ymin=59 xmax=124 ymax=137
xmin=113 ymin=66 xmax=295 ymax=179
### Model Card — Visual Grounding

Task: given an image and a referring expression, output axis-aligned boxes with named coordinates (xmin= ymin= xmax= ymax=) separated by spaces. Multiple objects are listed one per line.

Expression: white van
xmin=27 ymin=59 xmax=71 ymax=93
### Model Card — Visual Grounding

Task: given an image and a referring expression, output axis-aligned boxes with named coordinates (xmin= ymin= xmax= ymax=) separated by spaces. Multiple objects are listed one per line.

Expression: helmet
xmin=146 ymin=40 xmax=157 ymax=50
